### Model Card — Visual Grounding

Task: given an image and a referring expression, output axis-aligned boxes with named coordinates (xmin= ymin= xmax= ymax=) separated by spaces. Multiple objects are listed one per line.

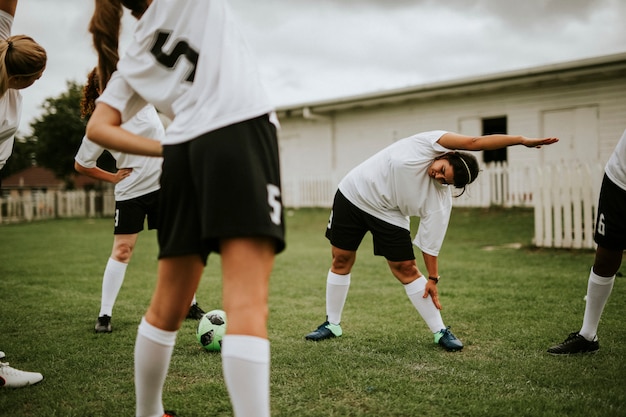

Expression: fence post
xmin=570 ymin=166 xmax=583 ymax=249
xmin=533 ymin=165 xmax=543 ymax=246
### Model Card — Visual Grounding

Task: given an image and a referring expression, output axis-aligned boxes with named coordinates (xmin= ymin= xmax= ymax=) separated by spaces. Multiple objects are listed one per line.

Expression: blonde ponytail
xmin=0 ymin=35 xmax=47 ymax=96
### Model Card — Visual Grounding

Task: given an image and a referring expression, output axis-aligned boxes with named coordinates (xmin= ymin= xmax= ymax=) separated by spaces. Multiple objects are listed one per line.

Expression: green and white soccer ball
xmin=196 ymin=309 xmax=227 ymax=352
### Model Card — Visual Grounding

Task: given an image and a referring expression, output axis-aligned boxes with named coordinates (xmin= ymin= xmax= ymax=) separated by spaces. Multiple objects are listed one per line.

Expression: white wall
xmin=278 ymin=118 xmax=333 ymax=178
xmin=278 ymin=75 xmax=626 ymax=193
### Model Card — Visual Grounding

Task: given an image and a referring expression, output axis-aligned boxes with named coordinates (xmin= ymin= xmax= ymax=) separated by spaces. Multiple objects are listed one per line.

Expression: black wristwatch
xmin=428 ymin=276 xmax=440 ymax=284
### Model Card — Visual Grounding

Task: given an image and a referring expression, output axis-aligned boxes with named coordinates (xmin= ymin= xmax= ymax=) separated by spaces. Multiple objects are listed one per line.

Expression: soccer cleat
xmin=434 ymin=327 xmax=463 ymax=351
xmin=95 ymin=315 xmax=112 ymax=333
xmin=305 ymin=320 xmax=342 ymax=341
xmin=547 ymin=332 xmax=599 ymax=355
xmin=163 ymin=411 xmax=179 ymax=417
xmin=186 ymin=303 xmax=206 ymax=320
xmin=0 ymin=362 xmax=43 ymax=388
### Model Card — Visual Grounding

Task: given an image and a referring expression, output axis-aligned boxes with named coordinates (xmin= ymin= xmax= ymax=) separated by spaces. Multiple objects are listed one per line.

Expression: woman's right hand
xmin=114 ymin=168 xmax=132 ymax=183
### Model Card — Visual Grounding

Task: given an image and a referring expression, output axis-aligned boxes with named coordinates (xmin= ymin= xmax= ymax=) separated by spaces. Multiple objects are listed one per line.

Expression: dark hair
xmin=437 ymin=152 xmax=479 ymax=196
xmin=80 ymin=68 xmax=100 ymax=119
xmin=89 ymin=0 xmax=122 ymax=92
xmin=120 ymin=0 xmax=149 ymax=14
xmin=89 ymin=0 xmax=150 ymax=92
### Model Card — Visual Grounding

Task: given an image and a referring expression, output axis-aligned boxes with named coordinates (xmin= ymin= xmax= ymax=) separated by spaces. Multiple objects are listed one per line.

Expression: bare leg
xmin=221 ymin=237 xmax=275 ymax=417
xmin=145 ymin=255 xmax=205 ymax=330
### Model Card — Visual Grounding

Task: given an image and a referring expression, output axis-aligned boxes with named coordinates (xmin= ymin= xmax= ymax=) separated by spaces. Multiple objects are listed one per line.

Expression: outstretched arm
xmin=0 ymin=0 xmax=17 ymax=17
xmin=437 ymin=132 xmax=558 ymax=151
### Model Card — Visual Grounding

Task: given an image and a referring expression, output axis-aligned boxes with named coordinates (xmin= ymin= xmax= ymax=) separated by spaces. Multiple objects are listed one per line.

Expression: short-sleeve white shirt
xmin=75 ymin=105 xmax=164 ymax=201
xmin=0 ymin=10 xmax=22 ymax=170
xmin=97 ymin=0 xmax=273 ymax=145
xmin=338 ymin=130 xmax=453 ymax=256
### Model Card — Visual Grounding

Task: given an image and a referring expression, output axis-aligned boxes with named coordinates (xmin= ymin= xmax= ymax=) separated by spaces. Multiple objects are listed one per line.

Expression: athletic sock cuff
xmin=106 ymin=257 xmax=128 ymax=272
xmin=138 ymin=317 xmax=177 ymax=347
xmin=327 ymin=270 xmax=351 ymax=286
xmin=590 ymin=268 xmax=615 ymax=285
xmin=222 ymin=335 xmax=270 ymax=364
xmin=404 ymin=276 xmax=427 ymax=295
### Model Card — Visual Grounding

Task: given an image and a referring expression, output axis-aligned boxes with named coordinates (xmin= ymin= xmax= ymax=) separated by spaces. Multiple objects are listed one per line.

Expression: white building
xmin=275 ymin=52 xmax=626 ymax=209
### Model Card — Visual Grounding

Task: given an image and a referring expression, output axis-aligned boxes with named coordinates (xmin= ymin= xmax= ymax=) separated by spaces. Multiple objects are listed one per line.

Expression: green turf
xmin=0 ymin=208 xmax=624 ymax=416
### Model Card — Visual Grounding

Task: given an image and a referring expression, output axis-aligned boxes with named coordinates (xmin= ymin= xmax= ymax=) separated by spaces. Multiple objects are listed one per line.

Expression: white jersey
xmin=605 ymin=128 xmax=626 ymax=191
xmin=75 ymin=105 xmax=164 ymax=201
xmin=0 ymin=10 xmax=22 ymax=170
xmin=338 ymin=130 xmax=453 ymax=256
xmin=98 ymin=0 xmax=273 ymax=145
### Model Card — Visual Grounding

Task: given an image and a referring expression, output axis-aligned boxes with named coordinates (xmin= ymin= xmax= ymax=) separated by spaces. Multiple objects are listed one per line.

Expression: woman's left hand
xmin=423 ymin=280 xmax=442 ymax=310
xmin=522 ymin=137 xmax=559 ymax=148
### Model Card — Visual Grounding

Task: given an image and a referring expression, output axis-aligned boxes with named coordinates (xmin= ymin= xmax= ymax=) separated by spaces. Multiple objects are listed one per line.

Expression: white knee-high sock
xmin=135 ymin=317 xmax=177 ymax=417
xmin=326 ymin=271 xmax=351 ymax=325
xmin=404 ymin=276 xmax=445 ymax=333
xmin=99 ymin=257 xmax=127 ymax=317
xmin=222 ymin=335 xmax=270 ymax=417
xmin=580 ymin=268 xmax=615 ymax=341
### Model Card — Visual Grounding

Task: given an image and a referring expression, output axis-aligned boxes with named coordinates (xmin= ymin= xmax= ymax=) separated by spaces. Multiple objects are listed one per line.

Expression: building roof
xmin=1 ymin=166 xmax=99 ymax=190
xmin=276 ymin=51 xmax=626 ymax=117
xmin=2 ymin=166 xmax=64 ymax=189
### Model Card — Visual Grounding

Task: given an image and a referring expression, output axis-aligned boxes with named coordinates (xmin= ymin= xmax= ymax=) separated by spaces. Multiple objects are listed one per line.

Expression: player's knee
xmin=112 ymin=243 xmax=133 ymax=263
xmin=389 ymin=261 xmax=418 ymax=284
xmin=593 ymin=246 xmax=623 ymax=277
xmin=331 ymin=255 xmax=354 ymax=273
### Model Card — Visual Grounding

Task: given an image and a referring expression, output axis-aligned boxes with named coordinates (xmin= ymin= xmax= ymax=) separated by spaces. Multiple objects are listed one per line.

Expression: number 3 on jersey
xmin=150 ymin=31 xmax=199 ymax=82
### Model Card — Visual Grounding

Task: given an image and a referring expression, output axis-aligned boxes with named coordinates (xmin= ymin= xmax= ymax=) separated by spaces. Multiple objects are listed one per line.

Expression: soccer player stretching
xmin=304 ymin=131 xmax=558 ymax=352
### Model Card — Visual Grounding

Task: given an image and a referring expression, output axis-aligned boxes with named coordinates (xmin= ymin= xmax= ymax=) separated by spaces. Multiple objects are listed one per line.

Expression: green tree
xmin=1 ymin=80 xmax=116 ymax=187
xmin=26 ymin=81 xmax=87 ymax=185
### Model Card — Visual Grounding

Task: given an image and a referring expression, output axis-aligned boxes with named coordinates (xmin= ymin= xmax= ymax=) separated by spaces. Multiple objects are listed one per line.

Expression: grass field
xmin=0 ymin=207 xmax=624 ymax=417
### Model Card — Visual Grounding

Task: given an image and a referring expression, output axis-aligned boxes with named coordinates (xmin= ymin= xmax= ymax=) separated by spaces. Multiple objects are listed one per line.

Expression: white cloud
xmin=9 ymin=0 xmax=626 ymax=135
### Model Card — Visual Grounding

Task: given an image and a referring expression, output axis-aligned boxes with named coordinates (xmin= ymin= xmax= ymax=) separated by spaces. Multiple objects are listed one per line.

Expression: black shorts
xmin=113 ymin=190 xmax=160 ymax=235
xmin=594 ymin=174 xmax=626 ymax=250
xmin=158 ymin=114 xmax=285 ymax=263
xmin=325 ymin=190 xmax=415 ymax=262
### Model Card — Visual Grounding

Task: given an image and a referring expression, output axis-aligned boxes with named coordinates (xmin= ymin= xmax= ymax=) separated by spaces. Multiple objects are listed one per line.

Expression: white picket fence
xmin=281 ymin=161 xmax=604 ymax=249
xmin=533 ymin=162 xmax=603 ymax=249
xmin=281 ymin=163 xmax=539 ymax=209
xmin=452 ymin=160 xmax=603 ymax=247
xmin=0 ymin=189 xmax=115 ymax=223
xmin=1 ymin=162 xmax=604 ymax=249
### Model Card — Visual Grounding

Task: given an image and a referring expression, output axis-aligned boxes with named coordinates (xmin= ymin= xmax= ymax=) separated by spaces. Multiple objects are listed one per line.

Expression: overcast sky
xmin=11 ymin=0 xmax=626 ymax=135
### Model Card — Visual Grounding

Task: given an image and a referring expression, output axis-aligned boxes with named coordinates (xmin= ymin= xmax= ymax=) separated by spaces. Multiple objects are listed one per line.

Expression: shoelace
xmin=563 ymin=333 xmax=581 ymax=344
xmin=0 ymin=362 xmax=22 ymax=376
xmin=441 ymin=327 xmax=455 ymax=338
